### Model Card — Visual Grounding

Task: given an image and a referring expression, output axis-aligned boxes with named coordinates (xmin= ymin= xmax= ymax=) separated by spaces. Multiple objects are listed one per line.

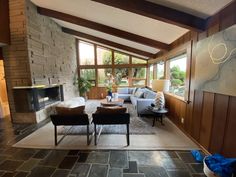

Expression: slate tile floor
xmin=0 ymin=118 xmax=207 ymax=177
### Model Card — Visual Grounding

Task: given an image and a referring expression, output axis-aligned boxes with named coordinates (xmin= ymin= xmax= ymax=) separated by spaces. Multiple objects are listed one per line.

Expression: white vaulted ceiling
xmin=30 ymin=0 xmax=233 ymax=59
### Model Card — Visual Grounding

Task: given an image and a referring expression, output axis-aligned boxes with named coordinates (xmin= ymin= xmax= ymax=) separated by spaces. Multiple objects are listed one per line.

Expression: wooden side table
xmin=147 ymin=106 xmax=168 ymax=126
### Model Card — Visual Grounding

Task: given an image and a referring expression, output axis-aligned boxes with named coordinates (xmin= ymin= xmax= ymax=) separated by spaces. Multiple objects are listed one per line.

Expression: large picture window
xmin=157 ymin=62 xmax=164 ymax=79
xmin=97 ymin=47 xmax=112 ymax=65
xmin=77 ymin=40 xmax=147 ymax=88
xmin=115 ymin=68 xmax=129 ymax=86
xmin=79 ymin=41 xmax=95 ymax=65
xmin=97 ymin=68 xmax=112 ymax=86
xmin=114 ymin=52 xmax=129 ymax=65
xmin=80 ymin=69 xmax=96 ymax=86
xmin=168 ymin=54 xmax=187 ymax=97
xmin=132 ymin=67 xmax=146 ymax=86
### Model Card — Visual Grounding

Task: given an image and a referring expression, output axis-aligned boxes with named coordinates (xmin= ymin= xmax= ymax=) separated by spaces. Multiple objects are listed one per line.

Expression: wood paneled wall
xmin=0 ymin=0 xmax=10 ymax=45
xmin=165 ymin=91 xmax=236 ymax=157
xmin=161 ymin=1 xmax=236 ymax=157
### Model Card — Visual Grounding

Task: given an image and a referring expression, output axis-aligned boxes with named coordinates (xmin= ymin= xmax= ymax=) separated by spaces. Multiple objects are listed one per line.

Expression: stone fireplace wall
xmin=3 ymin=0 xmax=78 ymax=123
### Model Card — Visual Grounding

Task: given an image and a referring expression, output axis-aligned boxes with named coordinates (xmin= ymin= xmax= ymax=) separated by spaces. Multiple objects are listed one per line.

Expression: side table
xmin=147 ymin=106 xmax=168 ymax=126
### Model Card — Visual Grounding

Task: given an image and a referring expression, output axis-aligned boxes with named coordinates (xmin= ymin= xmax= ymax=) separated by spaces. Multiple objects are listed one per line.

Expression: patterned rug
xmin=58 ymin=100 xmax=157 ymax=135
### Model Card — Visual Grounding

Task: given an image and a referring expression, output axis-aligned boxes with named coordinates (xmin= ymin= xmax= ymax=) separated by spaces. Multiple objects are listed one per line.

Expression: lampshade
xmin=152 ymin=79 xmax=170 ymax=92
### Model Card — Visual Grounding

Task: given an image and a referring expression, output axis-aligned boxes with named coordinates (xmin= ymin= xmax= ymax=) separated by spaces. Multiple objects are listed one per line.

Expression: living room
xmin=0 ymin=0 xmax=236 ymax=176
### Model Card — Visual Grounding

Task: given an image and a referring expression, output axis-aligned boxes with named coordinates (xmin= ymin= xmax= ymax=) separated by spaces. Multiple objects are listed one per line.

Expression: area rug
xmin=13 ymin=100 xmax=199 ymax=150
xmin=58 ymin=100 xmax=157 ymax=135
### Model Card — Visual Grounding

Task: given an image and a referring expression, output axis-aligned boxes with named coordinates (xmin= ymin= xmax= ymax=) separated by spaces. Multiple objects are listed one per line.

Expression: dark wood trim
xmin=37 ymin=6 xmax=170 ymax=50
xmin=63 ymin=28 xmax=155 ymax=58
xmin=0 ymin=0 xmax=10 ymax=45
xmin=92 ymin=0 xmax=206 ymax=32
xmin=0 ymin=48 xmax=3 ymax=59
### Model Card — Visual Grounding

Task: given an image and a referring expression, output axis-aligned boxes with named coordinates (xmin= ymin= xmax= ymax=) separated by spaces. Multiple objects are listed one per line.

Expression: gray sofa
xmin=117 ymin=87 xmax=156 ymax=116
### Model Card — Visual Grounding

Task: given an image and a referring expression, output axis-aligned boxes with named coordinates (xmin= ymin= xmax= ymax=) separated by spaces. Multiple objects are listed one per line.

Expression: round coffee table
xmin=100 ymin=98 xmax=124 ymax=107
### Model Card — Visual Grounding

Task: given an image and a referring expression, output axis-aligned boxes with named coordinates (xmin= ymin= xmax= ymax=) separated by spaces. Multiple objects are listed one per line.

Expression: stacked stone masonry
xmin=3 ymin=0 xmax=78 ymax=123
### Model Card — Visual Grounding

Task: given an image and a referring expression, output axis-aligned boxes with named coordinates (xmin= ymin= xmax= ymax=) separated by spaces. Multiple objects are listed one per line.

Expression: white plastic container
xmin=203 ymin=156 xmax=220 ymax=177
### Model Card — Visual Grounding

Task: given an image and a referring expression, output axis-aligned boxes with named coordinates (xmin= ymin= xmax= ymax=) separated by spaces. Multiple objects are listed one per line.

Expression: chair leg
xmin=127 ymin=124 xmax=130 ymax=146
xmin=94 ymin=124 xmax=97 ymax=146
xmin=87 ymin=125 xmax=89 ymax=145
xmin=54 ymin=126 xmax=57 ymax=146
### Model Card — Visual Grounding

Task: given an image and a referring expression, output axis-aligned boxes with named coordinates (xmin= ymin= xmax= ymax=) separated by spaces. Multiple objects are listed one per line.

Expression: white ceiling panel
xmin=54 ymin=19 xmax=159 ymax=54
xmin=31 ymin=0 xmax=189 ymax=44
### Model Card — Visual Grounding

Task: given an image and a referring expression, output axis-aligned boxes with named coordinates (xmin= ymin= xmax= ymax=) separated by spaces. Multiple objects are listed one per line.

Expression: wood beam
xmin=62 ymin=28 xmax=155 ymax=58
xmin=92 ymin=0 xmax=207 ymax=32
xmin=37 ymin=6 xmax=170 ymax=50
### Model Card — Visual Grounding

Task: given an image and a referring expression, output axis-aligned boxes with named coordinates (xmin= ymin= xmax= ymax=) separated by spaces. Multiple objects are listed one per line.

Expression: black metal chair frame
xmin=50 ymin=114 xmax=92 ymax=146
xmin=92 ymin=113 xmax=130 ymax=146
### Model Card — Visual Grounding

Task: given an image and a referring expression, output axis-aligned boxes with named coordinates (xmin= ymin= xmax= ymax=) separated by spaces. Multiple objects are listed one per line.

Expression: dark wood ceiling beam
xmin=91 ymin=0 xmax=207 ymax=32
xmin=37 ymin=6 xmax=170 ymax=50
xmin=62 ymin=28 xmax=156 ymax=58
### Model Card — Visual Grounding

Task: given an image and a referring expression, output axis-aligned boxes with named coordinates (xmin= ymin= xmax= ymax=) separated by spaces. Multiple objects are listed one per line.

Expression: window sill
xmin=164 ymin=92 xmax=187 ymax=103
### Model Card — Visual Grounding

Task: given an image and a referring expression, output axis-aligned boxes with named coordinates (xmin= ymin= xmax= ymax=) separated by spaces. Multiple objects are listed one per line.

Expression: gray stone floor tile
xmin=167 ymin=170 xmax=192 ymax=177
xmin=88 ymin=164 xmax=108 ymax=177
xmin=162 ymin=158 xmax=188 ymax=170
xmin=52 ymin=169 xmax=70 ymax=177
xmin=189 ymin=163 xmax=204 ymax=173
xmin=109 ymin=151 xmax=128 ymax=168
xmin=108 ymin=168 xmax=122 ymax=177
xmin=10 ymin=149 xmax=37 ymax=161
xmin=129 ymin=151 xmax=162 ymax=166
xmin=17 ymin=158 xmax=40 ymax=171
xmin=191 ymin=174 xmax=207 ymax=177
xmin=139 ymin=166 xmax=169 ymax=177
xmin=39 ymin=150 xmax=68 ymax=167
xmin=71 ymin=163 xmax=91 ymax=177
xmin=14 ymin=171 xmax=29 ymax=177
xmin=159 ymin=151 xmax=178 ymax=158
xmin=27 ymin=166 xmax=55 ymax=177
xmin=123 ymin=161 xmax=138 ymax=173
xmin=0 ymin=160 xmax=23 ymax=171
xmin=33 ymin=149 xmax=51 ymax=159
xmin=86 ymin=151 xmax=109 ymax=164
xmin=177 ymin=152 xmax=197 ymax=163
xmin=123 ymin=174 xmax=145 ymax=177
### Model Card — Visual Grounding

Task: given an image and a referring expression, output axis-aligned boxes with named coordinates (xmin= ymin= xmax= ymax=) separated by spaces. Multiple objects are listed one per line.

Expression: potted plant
xmin=74 ymin=77 xmax=92 ymax=100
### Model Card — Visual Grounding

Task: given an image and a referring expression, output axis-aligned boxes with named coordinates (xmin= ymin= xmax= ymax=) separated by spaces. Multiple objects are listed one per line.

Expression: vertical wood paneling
xmin=0 ymin=0 xmax=10 ymax=44
xmin=222 ymin=97 xmax=236 ymax=157
xmin=199 ymin=92 xmax=215 ymax=149
xmin=210 ymin=94 xmax=229 ymax=154
xmin=191 ymin=90 xmax=203 ymax=141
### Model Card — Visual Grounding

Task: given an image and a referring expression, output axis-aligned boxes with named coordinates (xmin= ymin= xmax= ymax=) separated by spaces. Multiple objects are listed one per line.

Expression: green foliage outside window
xmin=170 ymin=65 xmax=186 ymax=97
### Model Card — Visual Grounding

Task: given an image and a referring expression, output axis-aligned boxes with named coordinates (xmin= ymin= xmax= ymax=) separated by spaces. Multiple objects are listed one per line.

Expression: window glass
xmin=132 ymin=57 xmax=147 ymax=64
xmin=97 ymin=68 xmax=112 ymax=87
xmin=149 ymin=64 xmax=154 ymax=81
xmin=80 ymin=69 xmax=96 ymax=86
xmin=157 ymin=62 xmax=165 ymax=79
xmin=79 ymin=41 xmax=95 ymax=65
xmin=169 ymin=54 xmax=187 ymax=97
xmin=115 ymin=68 xmax=129 ymax=86
xmin=132 ymin=80 xmax=145 ymax=86
xmin=114 ymin=52 xmax=129 ymax=64
xmin=97 ymin=47 xmax=112 ymax=65
xmin=132 ymin=67 xmax=146 ymax=79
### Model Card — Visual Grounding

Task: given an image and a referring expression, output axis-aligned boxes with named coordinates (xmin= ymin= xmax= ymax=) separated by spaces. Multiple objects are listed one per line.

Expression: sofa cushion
xmin=95 ymin=106 xmax=127 ymax=114
xmin=130 ymin=95 xmax=138 ymax=107
xmin=118 ymin=94 xmax=131 ymax=101
xmin=134 ymin=90 xmax=144 ymax=98
xmin=143 ymin=90 xmax=157 ymax=99
xmin=128 ymin=88 xmax=135 ymax=94
xmin=117 ymin=88 xmax=129 ymax=94
xmin=56 ymin=105 xmax=85 ymax=115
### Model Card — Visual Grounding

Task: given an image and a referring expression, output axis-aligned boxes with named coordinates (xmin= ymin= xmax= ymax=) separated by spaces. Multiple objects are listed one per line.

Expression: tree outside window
xmin=157 ymin=62 xmax=164 ymax=79
xmin=115 ymin=68 xmax=129 ymax=86
xmin=169 ymin=54 xmax=187 ymax=97
xmin=80 ymin=69 xmax=96 ymax=86
xmin=114 ymin=52 xmax=129 ymax=64
xmin=97 ymin=47 xmax=112 ymax=65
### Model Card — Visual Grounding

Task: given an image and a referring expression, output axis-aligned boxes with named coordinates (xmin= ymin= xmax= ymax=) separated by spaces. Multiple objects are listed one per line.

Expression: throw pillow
xmin=134 ymin=90 xmax=144 ymax=98
xmin=132 ymin=87 xmax=138 ymax=95
xmin=56 ymin=105 xmax=85 ymax=115
xmin=154 ymin=92 xmax=165 ymax=110
xmin=95 ymin=106 xmax=127 ymax=114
